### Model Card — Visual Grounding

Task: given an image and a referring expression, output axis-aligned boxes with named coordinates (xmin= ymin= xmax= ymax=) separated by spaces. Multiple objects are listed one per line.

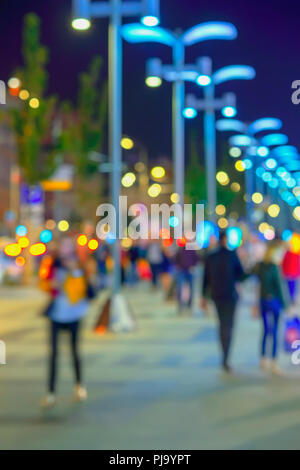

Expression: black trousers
xmin=214 ymin=300 xmax=237 ymax=366
xmin=49 ymin=320 xmax=81 ymax=393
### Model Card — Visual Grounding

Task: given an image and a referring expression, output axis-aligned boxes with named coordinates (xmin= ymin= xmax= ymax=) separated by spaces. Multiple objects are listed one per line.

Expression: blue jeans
xmin=177 ymin=269 xmax=193 ymax=308
xmin=261 ymin=298 xmax=281 ymax=359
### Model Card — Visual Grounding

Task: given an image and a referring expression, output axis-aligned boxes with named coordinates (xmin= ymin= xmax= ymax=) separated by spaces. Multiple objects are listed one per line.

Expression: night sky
xmin=1 ymin=0 xmax=300 ymax=164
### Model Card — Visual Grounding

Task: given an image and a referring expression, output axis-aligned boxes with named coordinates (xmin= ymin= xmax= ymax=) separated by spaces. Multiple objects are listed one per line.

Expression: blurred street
xmin=1 ymin=282 xmax=300 ymax=450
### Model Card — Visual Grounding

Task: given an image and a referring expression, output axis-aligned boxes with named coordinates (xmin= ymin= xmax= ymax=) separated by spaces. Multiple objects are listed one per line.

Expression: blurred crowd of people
xmin=36 ymin=230 xmax=300 ymax=408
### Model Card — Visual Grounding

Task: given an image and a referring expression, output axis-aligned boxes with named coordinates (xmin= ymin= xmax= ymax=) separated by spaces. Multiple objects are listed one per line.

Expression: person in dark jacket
xmin=253 ymin=244 xmax=288 ymax=374
xmin=202 ymin=231 xmax=245 ymax=373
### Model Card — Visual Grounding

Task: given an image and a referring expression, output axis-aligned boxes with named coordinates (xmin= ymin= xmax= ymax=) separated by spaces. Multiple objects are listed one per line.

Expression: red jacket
xmin=282 ymin=251 xmax=300 ymax=279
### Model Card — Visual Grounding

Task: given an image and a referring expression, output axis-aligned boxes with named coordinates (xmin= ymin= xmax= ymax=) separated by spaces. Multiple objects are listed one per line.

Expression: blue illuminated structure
xmin=227 ymin=227 xmax=243 ymax=250
xmin=185 ymin=60 xmax=255 ymax=219
xmin=72 ymin=0 xmax=160 ymax=329
xmin=122 ymin=22 xmax=237 ymax=206
xmin=260 ymin=133 xmax=289 ymax=147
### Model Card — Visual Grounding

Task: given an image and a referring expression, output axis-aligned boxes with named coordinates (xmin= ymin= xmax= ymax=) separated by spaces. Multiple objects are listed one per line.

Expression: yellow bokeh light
xmin=15 ymin=256 xmax=25 ymax=267
xmin=252 ymin=192 xmax=263 ymax=204
xmin=170 ymin=192 xmax=180 ymax=204
xmin=72 ymin=18 xmax=91 ymax=30
xmin=121 ymin=137 xmax=134 ymax=150
xmin=77 ymin=234 xmax=88 ymax=247
xmin=29 ymin=98 xmax=40 ymax=109
xmin=18 ymin=236 xmax=30 ymax=248
xmin=218 ymin=217 xmax=228 ymax=229
xmin=121 ymin=238 xmax=133 ymax=249
xmin=231 ymin=182 xmax=240 ymax=192
xmin=151 ymin=166 xmax=165 ymax=179
xmin=4 ymin=243 xmax=22 ymax=257
xmin=216 ymin=171 xmax=230 ymax=185
xmin=88 ymin=239 xmax=99 ymax=251
xmin=19 ymin=89 xmax=30 ymax=100
xmin=58 ymin=220 xmax=69 ymax=232
xmin=148 ymin=183 xmax=161 ymax=198
xmin=291 ymin=234 xmax=300 ymax=254
xmin=145 ymin=76 xmax=162 ymax=87
xmin=267 ymin=204 xmax=280 ymax=218
xmin=235 ymin=160 xmax=245 ymax=172
xmin=122 ymin=172 xmax=136 ymax=188
xmin=293 ymin=206 xmax=300 ymax=221
xmin=8 ymin=77 xmax=21 ymax=89
xmin=258 ymin=222 xmax=269 ymax=233
xmin=45 ymin=219 xmax=56 ymax=230
xmin=29 ymin=243 xmax=46 ymax=256
xmin=215 ymin=204 xmax=226 ymax=216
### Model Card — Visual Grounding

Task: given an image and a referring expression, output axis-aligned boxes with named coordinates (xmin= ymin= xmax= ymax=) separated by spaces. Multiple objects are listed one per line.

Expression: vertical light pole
xmin=72 ymin=0 xmax=160 ymax=330
xmin=184 ymin=61 xmax=255 ymax=220
xmin=122 ymin=22 xmax=237 ymax=205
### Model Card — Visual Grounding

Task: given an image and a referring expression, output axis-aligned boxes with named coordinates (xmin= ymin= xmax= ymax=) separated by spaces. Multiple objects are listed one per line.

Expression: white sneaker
xmin=73 ymin=385 xmax=88 ymax=402
xmin=40 ymin=393 xmax=57 ymax=410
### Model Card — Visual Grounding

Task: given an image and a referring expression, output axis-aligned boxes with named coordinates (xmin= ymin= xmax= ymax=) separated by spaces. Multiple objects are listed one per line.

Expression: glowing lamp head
xmin=196 ymin=74 xmax=212 ymax=87
xmin=222 ymin=106 xmax=237 ymax=118
xmin=141 ymin=16 xmax=159 ymax=27
xmin=257 ymin=146 xmax=270 ymax=157
xmin=183 ymin=107 xmax=197 ymax=119
xmin=72 ymin=18 xmax=91 ymax=30
xmin=145 ymin=76 xmax=162 ymax=87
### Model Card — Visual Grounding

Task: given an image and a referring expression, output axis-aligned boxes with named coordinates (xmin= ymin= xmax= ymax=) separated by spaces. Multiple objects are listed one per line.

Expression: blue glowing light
xmin=256 ymin=167 xmax=265 ymax=178
xmin=106 ymin=233 xmax=116 ymax=244
xmin=243 ymin=159 xmax=253 ymax=170
xmin=222 ymin=106 xmax=237 ymax=118
xmin=216 ymin=119 xmax=246 ymax=133
xmin=286 ymin=178 xmax=296 ymax=188
xmin=268 ymin=178 xmax=279 ymax=189
xmin=196 ymin=221 xmax=219 ymax=249
xmin=182 ymin=22 xmax=237 ymax=46
xmin=183 ymin=107 xmax=197 ymax=119
xmin=265 ymin=158 xmax=277 ymax=170
xmin=227 ymin=227 xmax=243 ymax=250
xmin=261 ymin=133 xmax=289 ymax=147
xmin=286 ymin=161 xmax=300 ymax=172
xmin=141 ymin=16 xmax=160 ymax=27
xmin=16 ymin=225 xmax=27 ymax=237
xmin=40 ymin=230 xmax=53 ymax=244
xmin=213 ymin=65 xmax=256 ymax=85
xmin=273 ymin=145 xmax=298 ymax=157
xmin=276 ymin=167 xmax=287 ymax=177
xmin=169 ymin=216 xmax=179 ymax=227
xmin=262 ymin=172 xmax=272 ymax=182
xmin=248 ymin=118 xmax=282 ymax=135
xmin=282 ymin=230 xmax=293 ymax=242
xmin=196 ymin=74 xmax=212 ymax=86
xmin=229 ymin=135 xmax=252 ymax=147
xmin=122 ymin=24 xmax=175 ymax=47
xmin=257 ymin=146 xmax=270 ymax=157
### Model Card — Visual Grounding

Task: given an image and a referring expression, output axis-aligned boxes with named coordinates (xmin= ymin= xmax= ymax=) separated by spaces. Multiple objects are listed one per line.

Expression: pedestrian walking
xmin=175 ymin=246 xmax=198 ymax=313
xmin=202 ymin=231 xmax=246 ymax=373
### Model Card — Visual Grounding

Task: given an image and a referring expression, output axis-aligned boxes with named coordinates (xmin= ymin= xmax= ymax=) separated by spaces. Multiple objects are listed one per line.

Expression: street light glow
xmin=229 ymin=135 xmax=252 ymax=147
xmin=122 ymin=24 xmax=175 ymax=47
xmin=222 ymin=106 xmax=237 ymax=118
xmin=257 ymin=146 xmax=269 ymax=157
xmin=145 ymin=76 xmax=162 ymax=87
xmin=141 ymin=15 xmax=159 ymax=27
xmin=229 ymin=147 xmax=242 ymax=158
xmin=261 ymin=133 xmax=289 ymax=147
xmin=122 ymin=172 xmax=136 ymax=188
xmin=248 ymin=117 xmax=282 ymax=135
xmin=196 ymin=74 xmax=211 ymax=86
xmin=213 ymin=65 xmax=256 ymax=85
xmin=121 ymin=137 xmax=134 ymax=150
xmin=72 ymin=18 xmax=91 ymax=30
xmin=182 ymin=21 xmax=237 ymax=46
xmin=151 ymin=166 xmax=165 ymax=178
xmin=183 ymin=107 xmax=197 ymax=119
xmin=216 ymin=119 xmax=246 ymax=133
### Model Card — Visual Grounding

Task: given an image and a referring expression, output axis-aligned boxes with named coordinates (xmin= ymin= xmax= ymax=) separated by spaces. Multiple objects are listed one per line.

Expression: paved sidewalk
xmin=1 ymin=282 xmax=300 ymax=450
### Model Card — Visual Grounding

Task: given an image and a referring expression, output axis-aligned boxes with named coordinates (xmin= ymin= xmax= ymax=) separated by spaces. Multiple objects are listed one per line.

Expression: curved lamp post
xmin=122 ymin=21 xmax=237 ymax=205
xmin=216 ymin=117 xmax=283 ymax=223
xmin=71 ymin=0 xmax=160 ymax=331
xmin=184 ymin=60 xmax=255 ymax=220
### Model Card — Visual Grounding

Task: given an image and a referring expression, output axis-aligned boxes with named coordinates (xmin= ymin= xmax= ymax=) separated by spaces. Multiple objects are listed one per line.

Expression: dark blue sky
xmin=1 ymin=0 xmax=300 ymax=163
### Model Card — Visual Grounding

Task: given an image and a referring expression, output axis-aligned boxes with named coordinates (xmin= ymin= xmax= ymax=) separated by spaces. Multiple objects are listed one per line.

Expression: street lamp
xmin=184 ymin=59 xmax=255 ymax=220
xmin=216 ymin=117 xmax=283 ymax=222
xmin=72 ymin=0 xmax=160 ymax=332
xmin=122 ymin=21 xmax=237 ymax=205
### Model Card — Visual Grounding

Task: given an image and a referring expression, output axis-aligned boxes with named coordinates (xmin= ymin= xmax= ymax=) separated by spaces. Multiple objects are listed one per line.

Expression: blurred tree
xmin=59 ymin=56 xmax=107 ymax=179
xmin=10 ymin=13 xmax=57 ymax=185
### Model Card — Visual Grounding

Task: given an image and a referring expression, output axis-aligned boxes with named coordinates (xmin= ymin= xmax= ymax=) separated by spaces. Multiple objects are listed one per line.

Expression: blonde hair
xmin=263 ymin=244 xmax=277 ymax=263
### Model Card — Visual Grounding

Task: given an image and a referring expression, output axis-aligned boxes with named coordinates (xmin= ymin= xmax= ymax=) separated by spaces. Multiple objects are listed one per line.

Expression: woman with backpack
xmin=40 ymin=250 xmax=91 ymax=409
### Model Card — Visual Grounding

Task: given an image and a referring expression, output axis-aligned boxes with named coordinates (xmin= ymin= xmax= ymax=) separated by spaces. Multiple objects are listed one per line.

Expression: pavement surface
xmin=1 ymin=281 xmax=300 ymax=450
